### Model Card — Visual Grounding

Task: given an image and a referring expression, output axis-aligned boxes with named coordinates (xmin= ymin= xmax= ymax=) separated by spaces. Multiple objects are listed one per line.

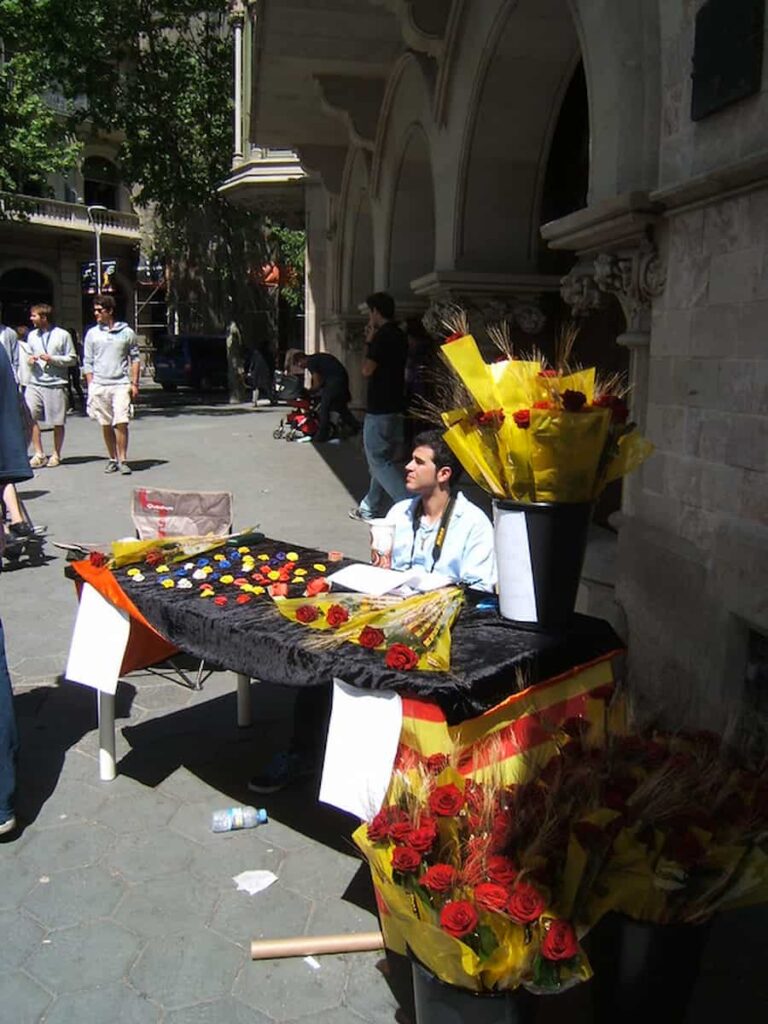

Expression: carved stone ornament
xmin=422 ymin=300 xmax=457 ymax=337
xmin=592 ymin=236 xmax=666 ymax=333
xmin=512 ymin=303 xmax=546 ymax=335
xmin=559 ymin=265 xmax=604 ymax=317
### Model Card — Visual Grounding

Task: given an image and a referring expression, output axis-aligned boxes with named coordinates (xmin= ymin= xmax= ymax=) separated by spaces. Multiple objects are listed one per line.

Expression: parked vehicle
xmin=153 ymin=335 xmax=229 ymax=392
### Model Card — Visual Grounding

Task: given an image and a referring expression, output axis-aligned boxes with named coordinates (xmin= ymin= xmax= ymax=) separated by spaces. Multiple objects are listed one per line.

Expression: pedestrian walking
xmin=23 ymin=304 xmax=77 ymax=468
xmin=83 ymin=295 xmax=140 ymax=475
xmin=349 ymin=292 xmax=409 ymax=521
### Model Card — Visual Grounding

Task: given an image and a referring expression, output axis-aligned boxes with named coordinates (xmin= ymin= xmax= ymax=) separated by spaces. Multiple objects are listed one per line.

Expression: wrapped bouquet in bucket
xmin=422 ymin=314 xmax=654 ymax=629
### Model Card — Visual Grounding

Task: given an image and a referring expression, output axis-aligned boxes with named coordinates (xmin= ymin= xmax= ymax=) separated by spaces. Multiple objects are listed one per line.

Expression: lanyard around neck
xmin=408 ymin=494 xmax=456 ymax=572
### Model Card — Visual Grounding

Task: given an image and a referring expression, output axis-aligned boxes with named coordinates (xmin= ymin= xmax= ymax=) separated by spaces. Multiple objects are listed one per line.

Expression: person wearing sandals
xmin=83 ymin=295 xmax=140 ymax=475
xmin=23 ymin=304 xmax=77 ymax=469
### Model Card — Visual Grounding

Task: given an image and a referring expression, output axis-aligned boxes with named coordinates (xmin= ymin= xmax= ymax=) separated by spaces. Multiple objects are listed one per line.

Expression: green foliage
xmin=268 ymin=224 xmax=306 ymax=311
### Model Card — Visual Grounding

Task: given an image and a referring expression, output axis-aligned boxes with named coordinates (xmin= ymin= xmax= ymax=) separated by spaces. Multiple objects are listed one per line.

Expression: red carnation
xmin=428 ymin=784 xmax=464 ymax=817
xmin=391 ymin=846 xmax=421 ymax=873
xmin=326 ymin=604 xmax=349 ymax=628
xmin=305 ymin=576 xmax=330 ymax=596
xmin=358 ymin=626 xmax=385 ymax=649
xmin=562 ymin=389 xmax=587 ymax=412
xmin=541 ymin=920 xmax=579 ymax=961
xmin=440 ymin=900 xmax=478 ymax=939
xmin=367 ymin=810 xmax=390 ymax=843
xmin=507 ymin=881 xmax=545 ymax=924
xmin=474 ymin=882 xmax=510 ymax=913
xmin=421 ymin=863 xmax=457 ymax=894
xmin=295 ymin=604 xmax=320 ymax=624
xmin=425 ymin=753 xmax=448 ymax=776
xmin=487 ymin=855 xmax=517 ymax=887
xmin=385 ymin=643 xmax=419 ymax=671
xmin=513 ymin=409 xmax=530 ymax=429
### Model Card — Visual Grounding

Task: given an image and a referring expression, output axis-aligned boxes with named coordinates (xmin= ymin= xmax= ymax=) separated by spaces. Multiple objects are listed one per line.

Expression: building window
xmin=691 ymin=0 xmax=764 ymax=120
xmin=82 ymin=156 xmax=119 ymax=210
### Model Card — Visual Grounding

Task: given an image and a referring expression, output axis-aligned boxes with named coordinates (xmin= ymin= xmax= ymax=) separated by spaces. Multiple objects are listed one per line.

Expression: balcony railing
xmin=0 ymin=193 xmax=140 ymax=237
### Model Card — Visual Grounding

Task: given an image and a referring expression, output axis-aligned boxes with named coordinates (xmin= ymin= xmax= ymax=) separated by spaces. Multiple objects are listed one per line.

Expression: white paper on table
xmin=326 ymin=562 xmax=450 ymax=596
xmin=493 ymin=508 xmax=537 ymax=620
xmin=64 ymin=582 xmax=130 ymax=694
xmin=319 ymin=678 xmax=402 ymax=819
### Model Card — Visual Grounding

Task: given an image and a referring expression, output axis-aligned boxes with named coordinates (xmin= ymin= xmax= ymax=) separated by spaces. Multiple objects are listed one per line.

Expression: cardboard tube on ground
xmin=250 ymin=931 xmax=384 ymax=960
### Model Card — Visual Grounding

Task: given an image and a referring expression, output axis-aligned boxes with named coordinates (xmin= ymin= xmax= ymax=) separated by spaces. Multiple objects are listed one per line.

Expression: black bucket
xmin=493 ymin=500 xmax=592 ymax=631
xmin=410 ymin=955 xmax=534 ymax=1024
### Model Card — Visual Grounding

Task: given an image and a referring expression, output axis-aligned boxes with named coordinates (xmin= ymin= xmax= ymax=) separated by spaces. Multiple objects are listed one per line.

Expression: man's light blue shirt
xmin=386 ymin=491 xmax=496 ymax=593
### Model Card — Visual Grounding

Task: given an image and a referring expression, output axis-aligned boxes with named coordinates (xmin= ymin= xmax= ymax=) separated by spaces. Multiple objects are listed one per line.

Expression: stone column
xmin=229 ymin=0 xmax=246 ymax=167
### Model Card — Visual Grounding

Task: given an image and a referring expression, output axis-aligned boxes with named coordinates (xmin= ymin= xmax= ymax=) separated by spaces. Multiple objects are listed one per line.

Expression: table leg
xmin=97 ymin=690 xmax=117 ymax=781
xmin=236 ymin=673 xmax=252 ymax=727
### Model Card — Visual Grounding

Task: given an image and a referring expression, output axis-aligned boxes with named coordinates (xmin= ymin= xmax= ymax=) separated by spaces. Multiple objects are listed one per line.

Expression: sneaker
xmin=29 ymin=453 xmax=47 ymax=468
xmin=9 ymin=522 xmax=34 ymax=539
xmin=104 ymin=460 xmax=119 ymax=474
xmin=348 ymin=506 xmax=374 ymax=523
xmin=0 ymin=815 xmax=17 ymax=836
xmin=47 ymin=453 xmax=61 ymax=468
xmin=118 ymin=462 xmax=132 ymax=475
xmin=247 ymin=751 xmax=315 ymax=794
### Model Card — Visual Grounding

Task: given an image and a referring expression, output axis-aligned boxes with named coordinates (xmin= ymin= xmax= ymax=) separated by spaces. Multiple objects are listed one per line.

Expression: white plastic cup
xmin=368 ymin=519 xmax=395 ymax=569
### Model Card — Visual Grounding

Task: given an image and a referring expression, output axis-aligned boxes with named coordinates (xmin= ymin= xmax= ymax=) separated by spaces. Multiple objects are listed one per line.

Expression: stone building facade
xmin=228 ymin=0 xmax=768 ymax=729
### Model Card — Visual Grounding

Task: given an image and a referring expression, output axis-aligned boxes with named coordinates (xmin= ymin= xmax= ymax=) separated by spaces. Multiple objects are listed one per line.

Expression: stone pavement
xmin=1 ymin=385 xmax=765 ymax=1024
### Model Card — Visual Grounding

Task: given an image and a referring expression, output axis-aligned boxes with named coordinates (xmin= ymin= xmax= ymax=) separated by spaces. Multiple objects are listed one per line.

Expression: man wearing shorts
xmin=83 ymin=294 xmax=140 ymax=475
xmin=24 ymin=305 xmax=77 ymax=468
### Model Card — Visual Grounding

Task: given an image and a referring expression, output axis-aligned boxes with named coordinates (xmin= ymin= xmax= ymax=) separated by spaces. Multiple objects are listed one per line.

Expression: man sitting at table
xmin=248 ymin=430 xmax=496 ymax=794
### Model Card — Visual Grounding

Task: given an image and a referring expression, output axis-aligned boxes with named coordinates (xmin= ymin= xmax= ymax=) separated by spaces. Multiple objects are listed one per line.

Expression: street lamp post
xmin=86 ymin=205 xmax=108 ymax=292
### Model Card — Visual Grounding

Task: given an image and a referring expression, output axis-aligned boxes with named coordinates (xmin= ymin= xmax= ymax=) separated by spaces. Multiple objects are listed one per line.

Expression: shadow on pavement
xmin=12 ymin=679 xmax=137 ymax=834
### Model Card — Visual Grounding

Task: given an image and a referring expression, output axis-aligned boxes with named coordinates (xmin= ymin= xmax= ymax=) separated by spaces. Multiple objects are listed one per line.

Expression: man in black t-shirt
xmin=294 ymin=351 xmax=359 ymax=442
xmin=349 ymin=292 xmax=409 ymax=521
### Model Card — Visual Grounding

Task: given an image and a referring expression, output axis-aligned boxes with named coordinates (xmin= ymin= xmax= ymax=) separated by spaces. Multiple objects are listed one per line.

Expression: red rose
xmin=421 ymin=863 xmax=457 ymax=894
xmin=358 ymin=626 xmax=385 ymax=649
xmin=428 ymin=784 xmax=464 ymax=817
xmin=407 ymin=820 xmax=438 ymax=853
xmin=541 ymin=920 xmax=579 ymax=961
xmin=425 ymin=753 xmax=448 ymax=776
xmin=367 ymin=810 xmax=390 ymax=843
xmin=440 ymin=900 xmax=478 ymax=939
xmin=442 ymin=332 xmax=465 ymax=344
xmin=385 ymin=643 xmax=419 ymax=671
xmin=475 ymin=409 xmax=505 ymax=427
xmin=538 ymin=369 xmax=558 ymax=378
xmin=474 ymin=882 xmax=510 ymax=913
xmin=89 ymin=551 xmax=108 ymax=568
xmin=326 ymin=604 xmax=349 ymax=627
xmin=593 ymin=393 xmax=629 ymax=424
xmin=391 ymin=846 xmax=421 ymax=873
xmin=145 ymin=549 xmax=164 ymax=566
xmin=507 ymin=881 xmax=545 ymax=924
xmin=487 ymin=855 xmax=517 ymax=887
xmin=490 ymin=811 xmax=512 ymax=850
xmin=533 ymin=400 xmax=552 ymax=410
xmin=305 ymin=576 xmax=330 ymax=596
xmin=389 ymin=822 xmax=413 ymax=844
xmin=513 ymin=408 xmax=530 ymax=429
xmin=562 ymin=389 xmax=587 ymax=412
xmin=296 ymin=604 xmax=320 ymax=623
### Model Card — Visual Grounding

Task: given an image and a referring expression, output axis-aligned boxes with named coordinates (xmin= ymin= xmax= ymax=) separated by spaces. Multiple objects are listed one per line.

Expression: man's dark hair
xmin=94 ymin=294 xmax=116 ymax=314
xmin=414 ymin=429 xmax=463 ymax=488
xmin=366 ymin=292 xmax=395 ymax=320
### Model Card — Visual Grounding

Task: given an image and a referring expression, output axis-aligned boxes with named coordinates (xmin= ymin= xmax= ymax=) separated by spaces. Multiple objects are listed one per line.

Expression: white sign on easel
xmin=319 ymin=678 xmax=402 ymax=819
xmin=65 ymin=582 xmax=131 ymax=694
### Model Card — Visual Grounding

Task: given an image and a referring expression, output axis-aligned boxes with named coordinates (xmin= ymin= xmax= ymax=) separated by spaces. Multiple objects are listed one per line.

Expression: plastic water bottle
xmin=211 ymin=806 xmax=268 ymax=832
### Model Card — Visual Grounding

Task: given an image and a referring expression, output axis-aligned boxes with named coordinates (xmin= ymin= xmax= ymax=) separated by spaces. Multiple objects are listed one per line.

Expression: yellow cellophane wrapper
xmin=109 ymin=533 xmax=229 ymax=568
xmin=529 ymin=407 xmax=610 ymax=502
xmin=602 ymin=430 xmax=655 ymax=486
xmin=496 ymin=417 xmax=534 ymax=501
xmin=443 ymin=420 xmax=506 ymax=496
xmin=272 ymin=587 xmax=464 ymax=672
xmin=440 ymin=335 xmax=500 ymax=410
xmin=493 ymin=360 xmax=542 ymax=410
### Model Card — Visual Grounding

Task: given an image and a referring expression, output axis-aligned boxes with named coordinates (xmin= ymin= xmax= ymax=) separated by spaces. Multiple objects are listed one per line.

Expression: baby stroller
xmin=273 ymin=395 xmax=319 ymax=441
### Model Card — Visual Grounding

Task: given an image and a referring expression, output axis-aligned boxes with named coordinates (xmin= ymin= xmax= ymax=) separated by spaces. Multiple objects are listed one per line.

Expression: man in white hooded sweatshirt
xmin=83 ymin=294 xmax=140 ymax=475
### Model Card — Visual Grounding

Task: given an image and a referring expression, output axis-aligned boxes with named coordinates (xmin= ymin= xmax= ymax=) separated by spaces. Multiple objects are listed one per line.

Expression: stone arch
xmin=457 ymin=0 xmax=581 ymax=272
xmin=338 ymin=148 xmax=375 ymax=313
xmin=387 ymin=124 xmax=436 ymax=298
xmin=0 ymin=266 xmax=56 ymax=325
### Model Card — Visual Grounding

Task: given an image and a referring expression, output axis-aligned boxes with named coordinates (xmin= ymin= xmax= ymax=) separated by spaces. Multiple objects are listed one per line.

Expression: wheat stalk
xmin=439 ymin=305 xmax=470 ymax=338
xmin=486 ymin=320 xmax=514 ymax=359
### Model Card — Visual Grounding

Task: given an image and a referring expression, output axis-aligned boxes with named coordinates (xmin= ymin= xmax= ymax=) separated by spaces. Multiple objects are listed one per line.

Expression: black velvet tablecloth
xmin=81 ymin=536 xmax=623 ymax=724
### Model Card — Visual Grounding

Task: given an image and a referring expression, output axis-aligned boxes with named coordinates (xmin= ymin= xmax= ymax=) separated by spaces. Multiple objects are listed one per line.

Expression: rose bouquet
xmin=426 ymin=314 xmax=653 ymax=503
xmin=272 ymin=586 xmax=464 ymax=672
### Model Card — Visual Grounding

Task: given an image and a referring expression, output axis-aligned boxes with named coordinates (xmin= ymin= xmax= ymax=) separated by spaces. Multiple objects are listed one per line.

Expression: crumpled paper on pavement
xmin=232 ymin=870 xmax=278 ymax=895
